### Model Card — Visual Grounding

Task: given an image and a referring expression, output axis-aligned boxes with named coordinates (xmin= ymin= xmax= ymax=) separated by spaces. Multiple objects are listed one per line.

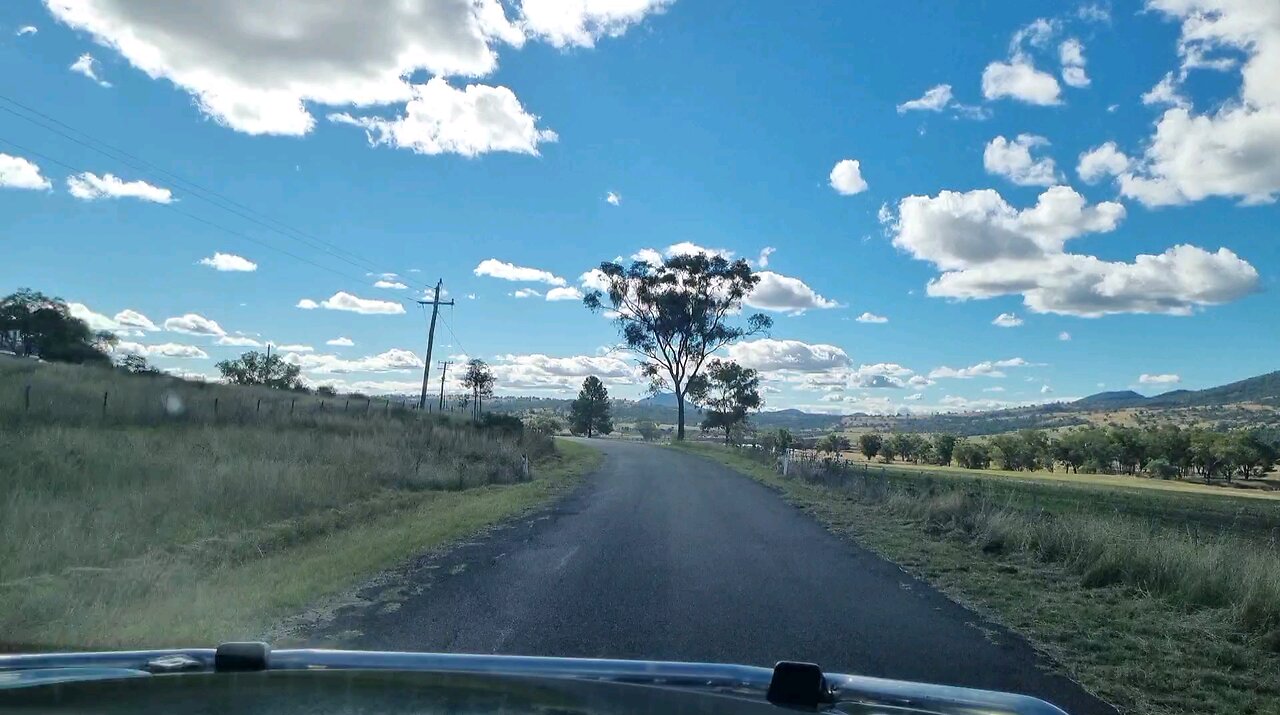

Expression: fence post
xmin=290 ymin=398 xmax=295 ymax=416
xmin=385 ymin=400 xmax=390 ymax=416
xmin=214 ymin=397 xmax=219 ymax=418
xmin=256 ymin=398 xmax=261 ymax=413
xmin=366 ymin=400 xmax=372 ymax=415
xmin=344 ymin=399 xmax=349 ymax=412
xmin=102 ymin=390 xmax=109 ymax=419
xmin=319 ymin=400 xmax=325 ymax=411
xmin=522 ymin=453 xmax=530 ymax=480
xmin=782 ymin=449 xmax=790 ymax=477
xmin=24 ymin=384 xmax=31 ymax=412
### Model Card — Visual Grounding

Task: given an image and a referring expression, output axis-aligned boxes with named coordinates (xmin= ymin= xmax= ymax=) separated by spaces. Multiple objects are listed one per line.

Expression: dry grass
xmin=679 ymin=443 xmax=1280 ymax=715
xmin=0 ymin=358 xmax=584 ymax=650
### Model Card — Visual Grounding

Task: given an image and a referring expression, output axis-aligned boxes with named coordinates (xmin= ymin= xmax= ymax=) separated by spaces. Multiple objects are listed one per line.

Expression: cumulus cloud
xmin=727 ymin=339 xmax=851 ymax=373
xmin=16 ymin=25 xmax=38 ymax=36
xmin=489 ymin=352 xmax=638 ymax=390
xmin=992 ymin=312 xmax=1024 ymax=327
xmin=606 ymin=191 xmax=621 ymax=206
xmin=1058 ymin=331 xmax=1071 ymax=341
xmin=316 ymin=291 xmax=406 ymax=315
xmin=755 ymin=247 xmax=775 ymax=268
xmin=66 ymin=172 xmax=173 ymax=203
xmin=67 ymin=302 xmax=118 ymax=332
xmin=0 ymin=153 xmax=52 ymax=190
xmin=474 ymin=258 xmax=566 ymax=285
xmin=1058 ymin=38 xmax=1090 ymax=87
xmin=512 ymin=287 xmax=541 ymax=298
xmin=113 ymin=309 xmax=158 ymax=331
xmin=113 ymin=341 xmax=208 ymax=359
xmin=984 ymin=134 xmax=1060 ymax=186
xmin=326 ymin=337 xmax=355 ymax=347
xmin=897 ymin=84 xmax=953 ymax=113
xmin=163 ymin=313 xmax=227 ymax=336
xmin=1108 ymin=1 xmax=1280 ymax=206
xmin=982 ymin=59 xmax=1061 ymax=105
xmin=198 ymin=252 xmax=256 ymax=271
xmin=286 ymin=348 xmax=423 ymax=374
xmin=1076 ymin=142 xmax=1131 ymax=183
xmin=328 ymin=78 xmax=556 ymax=157
xmin=929 ymin=357 xmax=1030 ymax=379
xmin=44 ymin=1 xmax=665 ymax=148
xmin=884 ymin=185 xmax=1257 ymax=316
xmin=70 ymin=52 xmax=110 ymax=87
xmin=545 ymin=286 xmax=583 ymax=301
xmin=829 ymin=159 xmax=868 ymax=195
xmin=373 ymin=279 xmax=408 ymax=289
xmin=1139 ymin=373 xmax=1181 ymax=384
xmin=276 ymin=343 xmax=313 ymax=352
xmin=1040 ymin=384 xmax=1054 ymax=394
xmin=215 ymin=335 xmax=261 ymax=347
xmin=855 ymin=311 xmax=888 ymax=323
xmin=744 ymin=271 xmax=839 ymax=314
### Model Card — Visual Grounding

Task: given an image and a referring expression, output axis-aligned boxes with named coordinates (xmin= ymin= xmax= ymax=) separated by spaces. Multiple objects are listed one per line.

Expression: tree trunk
xmin=675 ymin=388 xmax=686 ymax=440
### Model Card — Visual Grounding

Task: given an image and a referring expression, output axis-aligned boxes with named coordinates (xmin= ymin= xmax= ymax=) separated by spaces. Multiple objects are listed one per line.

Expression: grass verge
xmin=673 ymin=442 xmax=1280 ymax=715
xmin=3 ymin=439 xmax=600 ymax=650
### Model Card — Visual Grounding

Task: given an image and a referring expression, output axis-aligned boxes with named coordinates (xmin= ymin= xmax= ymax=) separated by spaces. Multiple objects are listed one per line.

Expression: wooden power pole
xmin=437 ymin=360 xmax=452 ymax=411
xmin=417 ymin=279 xmax=455 ymax=410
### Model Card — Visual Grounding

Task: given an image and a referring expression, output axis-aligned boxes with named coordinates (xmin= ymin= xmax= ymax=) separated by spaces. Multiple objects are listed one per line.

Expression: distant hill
xmin=753 ymin=408 xmax=844 ymax=430
xmin=1073 ymin=370 xmax=1280 ymax=410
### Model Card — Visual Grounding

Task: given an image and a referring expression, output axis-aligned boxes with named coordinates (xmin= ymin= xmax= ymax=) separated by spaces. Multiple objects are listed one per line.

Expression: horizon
xmin=3 ymin=1 xmax=1278 ymax=416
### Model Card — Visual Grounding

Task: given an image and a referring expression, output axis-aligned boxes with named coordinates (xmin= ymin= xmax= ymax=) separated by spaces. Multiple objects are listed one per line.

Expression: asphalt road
xmin=317 ymin=439 xmax=1113 ymax=714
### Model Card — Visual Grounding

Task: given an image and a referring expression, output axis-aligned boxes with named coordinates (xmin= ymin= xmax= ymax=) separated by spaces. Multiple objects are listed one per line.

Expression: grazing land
xmin=0 ymin=358 xmax=600 ymax=649
xmin=677 ymin=442 xmax=1280 ymax=715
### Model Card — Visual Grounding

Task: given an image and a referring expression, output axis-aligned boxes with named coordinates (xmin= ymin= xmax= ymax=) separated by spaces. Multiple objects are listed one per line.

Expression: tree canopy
xmin=215 ymin=350 xmax=304 ymax=390
xmin=570 ymin=376 xmax=613 ymax=437
xmin=462 ymin=358 xmax=496 ymax=419
xmin=0 ymin=289 xmax=113 ymax=365
xmin=582 ymin=253 xmax=771 ymax=440
xmin=690 ymin=358 xmax=761 ymax=444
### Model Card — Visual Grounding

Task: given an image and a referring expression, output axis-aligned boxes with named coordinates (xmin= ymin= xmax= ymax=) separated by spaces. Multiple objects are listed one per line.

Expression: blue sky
xmin=1 ymin=0 xmax=1277 ymax=414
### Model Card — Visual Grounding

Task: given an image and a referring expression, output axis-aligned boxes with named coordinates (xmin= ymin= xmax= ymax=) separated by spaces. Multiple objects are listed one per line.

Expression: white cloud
xmin=992 ymin=312 xmax=1024 ymax=327
xmin=113 ymin=341 xmax=209 ymax=359
xmin=0 ymin=153 xmax=52 ymax=190
xmin=905 ymin=393 xmax=924 ymax=401
xmin=518 ymin=0 xmax=672 ymax=48
xmin=984 ymin=134 xmax=1060 ymax=186
xmin=215 ymin=335 xmax=261 ymax=347
xmin=68 ymin=302 xmax=119 ymax=331
xmin=1110 ymin=1 xmax=1280 ymax=206
xmin=512 ymin=287 xmax=541 ymax=298
xmin=1058 ymin=331 xmax=1071 ymax=341
xmin=886 ymin=185 xmax=1258 ymax=316
xmin=855 ymin=311 xmax=888 ymax=323
xmin=16 ymin=25 xmax=38 ymax=36
xmin=326 ymin=337 xmax=355 ymax=347
xmin=665 ymin=241 xmax=733 ymax=258
xmin=163 ymin=313 xmax=227 ymax=336
xmin=296 ymin=299 xmax=319 ymax=310
xmin=630 ymin=248 xmax=662 ymax=265
xmin=1078 ymin=4 xmax=1110 ymax=23
xmin=545 ymin=286 xmax=583 ymax=301
xmin=1141 ymin=72 xmax=1189 ymax=109
xmin=1040 ymin=384 xmax=1054 ymax=394
xmin=897 ymin=84 xmax=953 ymax=113
xmin=982 ymin=58 xmax=1062 ymax=105
xmin=69 ymin=52 xmax=110 ymax=87
xmin=727 ymin=339 xmax=851 ymax=373
xmin=606 ymin=191 xmax=621 ymax=206
xmin=66 ymin=172 xmax=173 ymax=203
xmin=114 ymin=309 xmax=158 ymax=331
xmin=474 ymin=258 xmax=566 ymax=285
xmin=929 ymin=357 xmax=1030 ymax=379
xmin=276 ymin=343 xmax=313 ymax=352
xmin=1076 ymin=142 xmax=1131 ymax=183
xmin=744 ymin=271 xmax=839 ymax=314
xmin=1139 ymin=373 xmax=1181 ymax=384
xmin=286 ymin=348 xmax=423 ymax=374
xmin=198 ymin=252 xmax=257 ymax=272
xmin=489 ymin=352 xmax=638 ymax=390
xmin=317 ymin=291 xmax=406 ymax=315
xmin=755 ymin=247 xmax=775 ymax=268
xmin=829 ymin=159 xmax=868 ymax=195
xmin=373 ymin=279 xmax=408 ymax=289
xmin=1058 ymin=38 xmax=1090 ymax=88
xmin=328 ymin=78 xmax=556 ymax=157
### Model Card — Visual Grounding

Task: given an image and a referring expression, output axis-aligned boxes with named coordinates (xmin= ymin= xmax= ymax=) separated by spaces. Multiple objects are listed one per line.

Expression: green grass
xmin=0 ymin=358 xmax=602 ymax=650
xmin=675 ymin=442 xmax=1280 ymax=715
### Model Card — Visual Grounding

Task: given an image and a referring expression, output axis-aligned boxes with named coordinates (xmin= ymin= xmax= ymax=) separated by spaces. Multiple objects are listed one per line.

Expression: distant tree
xmin=117 ymin=353 xmax=160 ymax=375
xmin=772 ymin=428 xmax=794 ymax=453
xmin=690 ymin=359 xmax=762 ymax=445
xmin=878 ymin=438 xmax=897 ymax=463
xmin=932 ymin=433 xmax=958 ymax=466
xmin=583 ymin=253 xmax=771 ymax=440
xmin=816 ymin=433 xmax=850 ymax=456
xmin=1144 ymin=457 xmax=1178 ymax=480
xmin=952 ymin=439 xmax=992 ymax=469
xmin=887 ymin=433 xmax=917 ymax=463
xmin=635 ymin=420 xmax=661 ymax=442
xmin=525 ymin=413 xmax=564 ymax=436
xmin=858 ymin=433 xmax=882 ymax=460
xmin=462 ymin=358 xmax=496 ymax=419
xmin=0 ymin=288 xmax=112 ymax=365
xmin=216 ymin=350 xmax=303 ymax=390
xmin=315 ymin=385 xmax=337 ymax=397
xmin=570 ymin=376 xmax=613 ymax=438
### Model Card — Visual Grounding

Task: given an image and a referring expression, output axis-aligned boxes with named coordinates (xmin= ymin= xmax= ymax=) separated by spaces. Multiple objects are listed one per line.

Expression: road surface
xmin=313 ymin=439 xmax=1112 ymax=714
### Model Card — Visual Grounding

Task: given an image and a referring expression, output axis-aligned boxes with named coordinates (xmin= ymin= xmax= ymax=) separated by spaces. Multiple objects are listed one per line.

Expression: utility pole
xmin=437 ymin=360 xmax=452 ymax=411
xmin=417 ymin=279 xmax=454 ymax=410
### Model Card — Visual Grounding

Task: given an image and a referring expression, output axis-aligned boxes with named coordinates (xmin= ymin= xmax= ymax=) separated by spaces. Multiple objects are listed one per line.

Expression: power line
xmin=0 ymin=94 xmax=429 ymax=293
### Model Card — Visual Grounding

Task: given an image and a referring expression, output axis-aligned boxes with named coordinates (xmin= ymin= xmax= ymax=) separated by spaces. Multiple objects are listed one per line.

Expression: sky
xmin=1 ymin=0 xmax=1277 ymax=415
